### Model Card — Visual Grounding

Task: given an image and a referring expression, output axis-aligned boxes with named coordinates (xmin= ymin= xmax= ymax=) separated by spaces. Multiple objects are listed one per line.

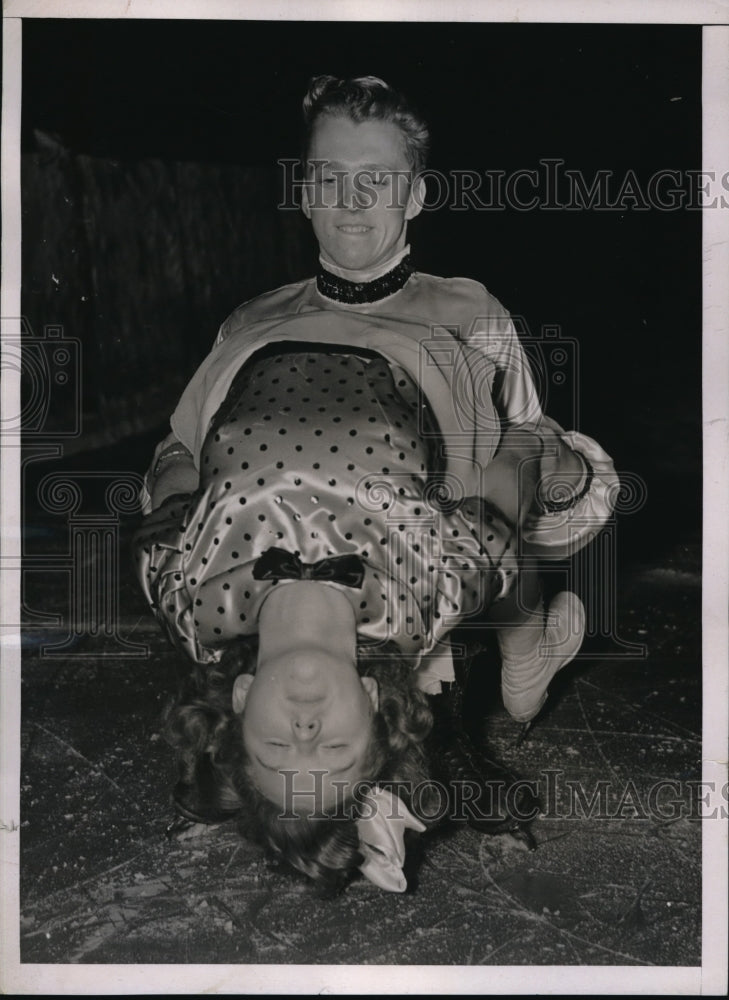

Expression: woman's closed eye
xmin=264 ymin=740 xmax=348 ymax=752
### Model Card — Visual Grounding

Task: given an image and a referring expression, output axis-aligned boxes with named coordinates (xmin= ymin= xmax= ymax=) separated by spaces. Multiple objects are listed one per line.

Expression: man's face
xmin=302 ymin=114 xmax=424 ymax=272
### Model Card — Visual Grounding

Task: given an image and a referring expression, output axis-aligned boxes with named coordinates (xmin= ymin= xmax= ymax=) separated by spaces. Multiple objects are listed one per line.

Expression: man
xmin=148 ymin=74 xmax=616 ymax=728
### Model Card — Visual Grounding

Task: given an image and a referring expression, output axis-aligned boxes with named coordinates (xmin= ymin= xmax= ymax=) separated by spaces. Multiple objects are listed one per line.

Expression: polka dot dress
xmin=135 ymin=348 xmax=514 ymax=665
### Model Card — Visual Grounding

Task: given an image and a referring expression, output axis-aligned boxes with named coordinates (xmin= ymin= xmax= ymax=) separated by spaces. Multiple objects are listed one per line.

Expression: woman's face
xmin=233 ymin=649 xmax=379 ymax=813
xmin=302 ymin=114 xmax=424 ymax=272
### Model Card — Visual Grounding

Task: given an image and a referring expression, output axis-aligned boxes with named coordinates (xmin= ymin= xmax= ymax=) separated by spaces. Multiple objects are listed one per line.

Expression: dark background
xmin=15 ymin=20 xmax=706 ymax=967
xmin=20 ymin=19 xmax=702 ymax=565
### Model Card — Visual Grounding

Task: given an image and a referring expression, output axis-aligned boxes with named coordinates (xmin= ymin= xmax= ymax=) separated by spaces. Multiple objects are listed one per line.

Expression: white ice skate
xmin=500 ymin=591 xmax=586 ymax=726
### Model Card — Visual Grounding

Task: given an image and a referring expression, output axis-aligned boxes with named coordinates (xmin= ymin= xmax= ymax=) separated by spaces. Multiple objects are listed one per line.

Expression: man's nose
xmin=292 ymin=716 xmax=321 ymax=741
xmin=337 ymin=174 xmax=366 ymax=211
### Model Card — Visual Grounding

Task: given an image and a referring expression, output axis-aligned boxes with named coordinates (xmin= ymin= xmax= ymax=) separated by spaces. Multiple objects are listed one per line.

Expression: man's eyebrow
xmin=313 ymin=161 xmax=407 ymax=172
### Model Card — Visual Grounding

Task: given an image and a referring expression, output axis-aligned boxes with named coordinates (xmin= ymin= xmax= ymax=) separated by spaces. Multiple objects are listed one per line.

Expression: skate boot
xmin=500 ymin=591 xmax=586 ymax=727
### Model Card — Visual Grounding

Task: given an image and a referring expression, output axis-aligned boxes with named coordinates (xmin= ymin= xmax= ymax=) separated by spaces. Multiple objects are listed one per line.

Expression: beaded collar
xmin=316 ymin=254 xmax=414 ymax=304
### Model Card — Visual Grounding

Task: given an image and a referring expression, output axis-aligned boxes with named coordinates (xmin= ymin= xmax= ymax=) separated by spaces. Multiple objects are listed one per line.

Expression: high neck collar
xmin=319 ymin=245 xmax=411 ymax=284
xmin=317 ymin=247 xmax=414 ymax=304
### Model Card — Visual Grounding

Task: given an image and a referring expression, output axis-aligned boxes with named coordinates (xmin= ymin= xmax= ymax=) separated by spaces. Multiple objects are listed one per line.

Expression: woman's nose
xmin=292 ymin=716 xmax=321 ymax=741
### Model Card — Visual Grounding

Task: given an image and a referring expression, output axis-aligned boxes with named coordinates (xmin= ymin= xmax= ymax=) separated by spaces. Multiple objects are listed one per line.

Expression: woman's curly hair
xmin=163 ymin=637 xmax=436 ymax=894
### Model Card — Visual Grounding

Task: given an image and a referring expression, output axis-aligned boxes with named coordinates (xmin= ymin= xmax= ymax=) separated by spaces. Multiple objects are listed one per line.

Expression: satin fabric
xmin=135 ymin=349 xmax=513 ymax=666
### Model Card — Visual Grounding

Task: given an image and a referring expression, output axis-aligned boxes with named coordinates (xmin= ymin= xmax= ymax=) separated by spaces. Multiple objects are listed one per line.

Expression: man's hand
xmin=535 ymin=425 xmax=588 ymax=513
xmin=149 ymin=452 xmax=199 ymax=510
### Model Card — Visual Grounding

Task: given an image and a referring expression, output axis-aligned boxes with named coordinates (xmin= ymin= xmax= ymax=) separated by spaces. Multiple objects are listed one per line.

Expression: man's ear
xmin=232 ymin=673 xmax=255 ymax=714
xmin=405 ymin=174 xmax=425 ymax=222
xmin=361 ymin=675 xmax=379 ymax=713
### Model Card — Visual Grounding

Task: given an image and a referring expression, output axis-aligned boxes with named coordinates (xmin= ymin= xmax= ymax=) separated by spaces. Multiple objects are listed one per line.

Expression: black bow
xmin=252 ymin=547 xmax=365 ymax=589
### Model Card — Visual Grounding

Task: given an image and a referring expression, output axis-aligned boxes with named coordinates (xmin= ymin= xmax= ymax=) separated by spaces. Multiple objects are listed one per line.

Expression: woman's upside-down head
xmin=163 ymin=636 xmax=437 ymax=893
